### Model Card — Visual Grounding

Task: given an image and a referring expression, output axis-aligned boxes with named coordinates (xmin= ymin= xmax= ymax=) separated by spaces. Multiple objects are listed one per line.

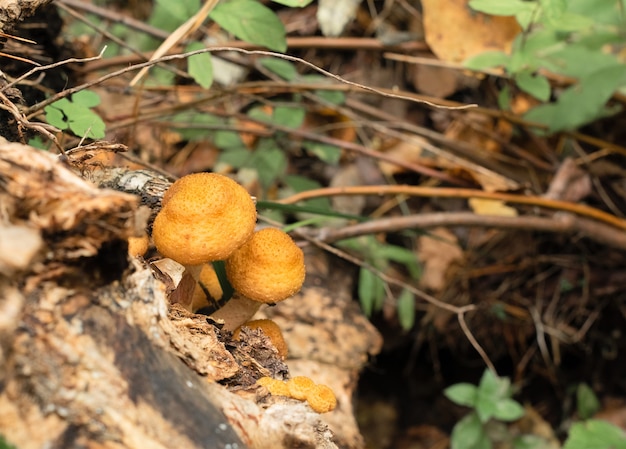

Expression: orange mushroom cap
xmin=128 ymin=234 xmax=149 ymax=257
xmin=256 ymin=376 xmax=290 ymax=396
xmin=306 ymin=384 xmax=337 ymax=413
xmin=225 ymin=228 xmax=305 ymax=304
xmin=152 ymin=173 xmax=256 ymax=266
xmin=286 ymin=376 xmax=316 ymax=401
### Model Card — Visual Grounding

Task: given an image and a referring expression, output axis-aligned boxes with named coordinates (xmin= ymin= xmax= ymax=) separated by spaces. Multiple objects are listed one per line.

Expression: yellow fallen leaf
xmin=469 ymin=198 xmax=518 ymax=217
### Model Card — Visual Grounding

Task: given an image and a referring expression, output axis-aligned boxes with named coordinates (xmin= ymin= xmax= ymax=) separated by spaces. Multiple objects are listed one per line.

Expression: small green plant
xmin=444 ymin=369 xmax=544 ymax=449
xmin=44 ymin=90 xmax=106 ymax=139
xmin=465 ymin=0 xmax=626 ymax=133
xmin=338 ymin=235 xmax=421 ymax=330
xmin=563 ymin=419 xmax=626 ymax=449
xmin=561 ymin=382 xmax=626 ymax=449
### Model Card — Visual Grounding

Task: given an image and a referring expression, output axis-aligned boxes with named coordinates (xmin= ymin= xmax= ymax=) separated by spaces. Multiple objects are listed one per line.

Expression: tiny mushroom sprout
xmin=151 ymin=172 xmax=257 ymax=280
xmin=210 ymin=227 xmax=306 ymax=330
xmin=233 ymin=319 xmax=288 ymax=359
xmin=256 ymin=376 xmax=337 ymax=413
xmin=286 ymin=376 xmax=316 ymax=401
xmin=305 ymin=384 xmax=337 ymax=414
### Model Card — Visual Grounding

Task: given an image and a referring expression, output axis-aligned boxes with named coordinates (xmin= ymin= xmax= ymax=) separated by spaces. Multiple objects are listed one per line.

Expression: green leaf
xmin=45 ymin=91 xmax=106 ymax=139
xmin=514 ymin=71 xmax=551 ymax=101
xmin=475 ymin=370 xmax=512 ymax=422
xmin=469 ymin=0 xmax=536 ymax=17
xmin=465 ymin=51 xmax=510 ymax=70
xmin=256 ymin=200 xmax=365 ymax=221
xmin=215 ymin=130 xmax=244 ymax=149
xmin=525 ymin=64 xmax=626 ymax=132
xmin=444 ymin=383 xmax=478 ymax=407
xmin=44 ymin=105 xmax=68 ymax=130
xmin=150 ymin=0 xmax=200 ymax=30
xmin=211 ymin=260 xmax=234 ymax=301
xmin=274 ymin=106 xmax=305 ymax=128
xmin=282 ymin=174 xmax=332 ymax=210
xmin=539 ymin=0 xmax=566 ymax=25
xmin=563 ymin=420 xmax=626 ymax=449
xmin=358 ymin=268 xmax=385 ymax=316
xmin=567 ymin=0 xmax=625 ymax=26
xmin=303 ymin=141 xmax=342 ymax=165
xmin=186 ymin=42 xmax=213 ymax=89
xmin=497 ymin=84 xmax=512 ymax=110
xmin=537 ymin=46 xmax=620 ymax=79
xmin=576 ymin=383 xmax=600 ymax=420
xmin=218 ymin=148 xmax=253 ymax=168
xmin=396 ymin=288 xmax=415 ymax=331
xmin=543 ymin=11 xmax=593 ymax=31
xmin=259 ymin=57 xmax=298 ymax=80
xmin=210 ymin=0 xmax=287 ymax=52
xmin=358 ymin=268 xmax=376 ymax=316
xmin=171 ymin=112 xmax=222 ymax=141
xmin=253 ymin=144 xmax=287 ymax=188
xmin=69 ymin=110 xmax=106 ymax=139
xmin=247 ymin=105 xmax=272 ymax=123
xmin=512 ymin=435 xmax=551 ymax=449
xmin=271 ymin=0 xmax=314 ymax=7
xmin=72 ymin=90 xmax=101 ymax=108
xmin=451 ymin=413 xmax=492 ymax=449
xmin=315 ymin=89 xmax=345 ymax=105
xmin=493 ymin=398 xmax=525 ymax=421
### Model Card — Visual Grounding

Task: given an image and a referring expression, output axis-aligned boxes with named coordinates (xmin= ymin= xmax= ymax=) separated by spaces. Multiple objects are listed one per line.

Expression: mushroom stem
xmin=184 ymin=264 xmax=203 ymax=282
xmin=209 ymin=294 xmax=262 ymax=331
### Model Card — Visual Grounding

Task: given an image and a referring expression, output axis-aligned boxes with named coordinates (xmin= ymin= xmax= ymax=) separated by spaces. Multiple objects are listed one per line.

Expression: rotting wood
xmin=0 ymin=141 xmax=348 ymax=449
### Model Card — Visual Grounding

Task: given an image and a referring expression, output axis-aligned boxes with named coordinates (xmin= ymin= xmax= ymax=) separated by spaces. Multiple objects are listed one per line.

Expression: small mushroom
xmin=256 ymin=376 xmax=290 ymax=396
xmin=233 ymin=319 xmax=288 ymax=359
xmin=128 ymin=234 xmax=149 ymax=257
xmin=210 ymin=228 xmax=305 ymax=330
xmin=286 ymin=376 xmax=316 ymax=401
xmin=151 ymin=172 xmax=257 ymax=280
xmin=257 ymin=376 xmax=337 ymax=414
xmin=305 ymin=384 xmax=337 ymax=413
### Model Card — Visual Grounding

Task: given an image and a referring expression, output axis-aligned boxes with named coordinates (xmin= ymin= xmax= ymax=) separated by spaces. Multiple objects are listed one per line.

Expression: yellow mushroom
xmin=286 ymin=376 xmax=316 ymax=401
xmin=233 ymin=319 xmax=288 ymax=359
xmin=210 ymin=228 xmax=305 ymax=330
xmin=256 ymin=376 xmax=290 ymax=396
xmin=305 ymin=384 xmax=337 ymax=413
xmin=128 ymin=234 xmax=149 ymax=257
xmin=151 ymin=172 xmax=256 ymax=279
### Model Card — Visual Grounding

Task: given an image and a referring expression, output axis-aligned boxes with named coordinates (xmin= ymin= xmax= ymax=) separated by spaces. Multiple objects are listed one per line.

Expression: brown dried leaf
xmin=422 ymin=0 xmax=520 ymax=63
xmin=417 ymin=228 xmax=464 ymax=292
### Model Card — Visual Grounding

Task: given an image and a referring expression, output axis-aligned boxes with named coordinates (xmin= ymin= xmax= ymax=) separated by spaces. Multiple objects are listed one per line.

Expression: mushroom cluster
xmin=151 ymin=173 xmax=305 ymax=329
xmin=256 ymin=376 xmax=337 ymax=414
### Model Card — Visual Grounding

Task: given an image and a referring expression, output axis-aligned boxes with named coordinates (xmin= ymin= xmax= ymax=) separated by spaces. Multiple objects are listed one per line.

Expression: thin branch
xmin=56 ymin=0 xmax=171 ymax=40
xmin=457 ymin=313 xmax=496 ymax=374
xmin=302 ymin=211 xmax=626 ymax=250
xmin=25 ymin=46 xmax=475 ymax=117
xmin=1 ymin=49 xmax=107 ymax=93
xmin=277 ymin=185 xmax=626 ymax=230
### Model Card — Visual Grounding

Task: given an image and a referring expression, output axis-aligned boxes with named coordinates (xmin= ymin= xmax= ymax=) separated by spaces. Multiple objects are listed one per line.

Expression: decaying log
xmin=0 ymin=140 xmax=382 ymax=449
xmin=0 ymin=0 xmax=51 ymax=33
